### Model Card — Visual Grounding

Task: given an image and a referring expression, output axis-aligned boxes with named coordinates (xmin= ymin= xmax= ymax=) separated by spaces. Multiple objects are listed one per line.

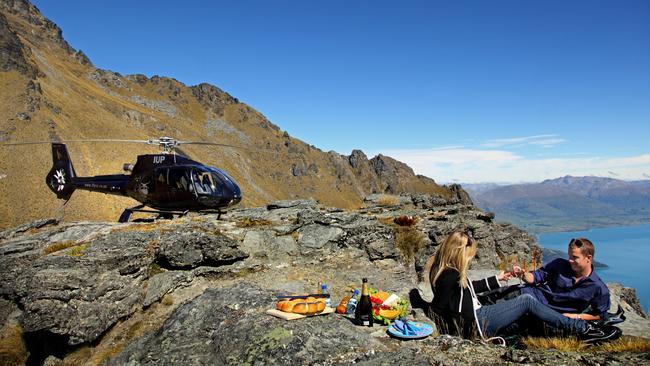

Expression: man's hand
xmin=512 ymin=265 xmax=534 ymax=284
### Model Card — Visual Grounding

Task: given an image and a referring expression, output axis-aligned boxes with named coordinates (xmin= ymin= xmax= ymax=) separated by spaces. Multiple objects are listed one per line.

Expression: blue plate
xmin=387 ymin=321 xmax=433 ymax=340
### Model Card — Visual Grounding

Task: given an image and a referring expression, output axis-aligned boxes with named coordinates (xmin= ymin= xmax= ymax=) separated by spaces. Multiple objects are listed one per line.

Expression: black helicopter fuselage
xmin=46 ymin=143 xmax=242 ymax=212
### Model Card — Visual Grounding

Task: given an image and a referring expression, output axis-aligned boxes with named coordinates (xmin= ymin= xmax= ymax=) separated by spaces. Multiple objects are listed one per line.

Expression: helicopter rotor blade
xmin=1 ymin=137 xmax=278 ymax=155
xmin=173 ymin=146 xmax=192 ymax=158
xmin=177 ymin=141 xmax=277 ymax=154
xmin=1 ymin=139 xmax=150 ymax=146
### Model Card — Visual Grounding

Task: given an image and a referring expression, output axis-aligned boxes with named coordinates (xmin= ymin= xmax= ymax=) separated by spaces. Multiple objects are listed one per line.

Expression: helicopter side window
xmin=167 ymin=168 xmax=191 ymax=192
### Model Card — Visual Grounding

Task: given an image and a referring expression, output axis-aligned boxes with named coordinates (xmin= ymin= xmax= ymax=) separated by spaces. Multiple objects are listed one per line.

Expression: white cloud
xmin=482 ymin=134 xmax=566 ymax=149
xmin=378 ymin=148 xmax=650 ymax=184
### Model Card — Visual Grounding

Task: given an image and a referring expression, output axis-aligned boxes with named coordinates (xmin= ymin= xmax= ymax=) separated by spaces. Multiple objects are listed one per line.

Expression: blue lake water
xmin=538 ymin=224 xmax=650 ymax=313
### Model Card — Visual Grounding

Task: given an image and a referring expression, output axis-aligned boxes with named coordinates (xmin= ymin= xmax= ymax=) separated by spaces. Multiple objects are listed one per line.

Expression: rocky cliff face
xmin=0 ymin=196 xmax=647 ymax=365
xmin=0 ymin=0 xmax=453 ymax=229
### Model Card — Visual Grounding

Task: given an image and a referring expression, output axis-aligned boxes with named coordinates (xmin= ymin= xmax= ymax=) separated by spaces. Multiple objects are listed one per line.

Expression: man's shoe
xmin=602 ymin=305 xmax=626 ymax=326
xmin=579 ymin=323 xmax=622 ymax=344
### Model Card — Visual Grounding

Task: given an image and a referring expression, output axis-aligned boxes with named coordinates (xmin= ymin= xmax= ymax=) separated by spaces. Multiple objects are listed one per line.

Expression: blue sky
xmin=32 ymin=1 xmax=650 ymax=183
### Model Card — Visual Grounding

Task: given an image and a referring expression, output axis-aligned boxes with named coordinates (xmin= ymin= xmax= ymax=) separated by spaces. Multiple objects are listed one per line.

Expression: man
xmin=514 ymin=237 xmax=610 ymax=321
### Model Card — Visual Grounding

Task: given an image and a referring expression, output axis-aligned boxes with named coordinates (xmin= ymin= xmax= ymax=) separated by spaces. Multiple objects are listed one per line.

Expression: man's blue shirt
xmin=521 ymin=258 xmax=610 ymax=317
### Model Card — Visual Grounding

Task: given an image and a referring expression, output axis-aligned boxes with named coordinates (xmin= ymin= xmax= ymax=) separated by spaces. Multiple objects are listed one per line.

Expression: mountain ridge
xmin=465 ymin=175 xmax=650 ymax=232
xmin=0 ymin=0 xmax=462 ymax=229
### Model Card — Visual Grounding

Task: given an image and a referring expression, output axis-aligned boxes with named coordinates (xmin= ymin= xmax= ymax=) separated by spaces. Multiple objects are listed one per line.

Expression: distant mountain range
xmin=464 ymin=176 xmax=650 ymax=233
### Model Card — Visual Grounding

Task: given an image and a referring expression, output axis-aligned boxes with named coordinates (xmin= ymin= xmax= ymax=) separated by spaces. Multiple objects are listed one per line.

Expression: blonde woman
xmin=424 ymin=230 xmax=616 ymax=343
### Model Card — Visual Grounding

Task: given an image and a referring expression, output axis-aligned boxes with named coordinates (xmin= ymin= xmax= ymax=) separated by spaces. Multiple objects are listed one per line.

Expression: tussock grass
xmin=600 ymin=336 xmax=650 ymax=352
xmin=236 ymin=217 xmax=273 ymax=228
xmin=111 ymin=222 xmax=161 ymax=233
xmin=376 ymin=195 xmax=400 ymax=207
xmin=0 ymin=324 xmax=28 ymax=366
xmin=161 ymin=295 xmax=174 ymax=306
xmin=63 ymin=346 xmax=91 ymax=366
xmin=377 ymin=216 xmax=395 ymax=226
xmin=395 ymin=226 xmax=425 ymax=262
xmin=68 ymin=243 xmax=88 ymax=257
xmin=44 ymin=241 xmax=85 ymax=255
xmin=44 ymin=240 xmax=77 ymax=255
xmin=523 ymin=335 xmax=650 ymax=352
xmin=148 ymin=263 xmax=164 ymax=278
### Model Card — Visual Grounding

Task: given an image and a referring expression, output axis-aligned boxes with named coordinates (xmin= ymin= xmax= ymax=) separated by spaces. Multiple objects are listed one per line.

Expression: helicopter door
xmin=160 ymin=167 xmax=196 ymax=208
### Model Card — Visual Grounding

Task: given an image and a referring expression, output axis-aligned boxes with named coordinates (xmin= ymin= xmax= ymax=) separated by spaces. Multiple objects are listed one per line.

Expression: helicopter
xmin=4 ymin=137 xmax=245 ymax=222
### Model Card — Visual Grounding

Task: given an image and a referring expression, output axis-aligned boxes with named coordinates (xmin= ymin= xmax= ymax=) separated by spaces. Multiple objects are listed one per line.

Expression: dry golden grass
xmin=235 ymin=217 xmax=273 ymax=228
xmin=44 ymin=241 xmax=88 ymax=256
xmin=43 ymin=241 xmax=78 ymax=255
xmin=395 ymin=226 xmax=425 ymax=262
xmin=600 ymin=336 xmax=650 ymax=352
xmin=161 ymin=295 xmax=174 ymax=306
xmin=377 ymin=216 xmax=395 ymax=226
xmin=111 ymin=222 xmax=162 ymax=234
xmin=376 ymin=195 xmax=400 ymax=207
xmin=68 ymin=243 xmax=88 ymax=257
xmin=0 ymin=324 xmax=28 ymax=366
xmin=63 ymin=346 xmax=92 ymax=366
xmin=523 ymin=335 xmax=650 ymax=352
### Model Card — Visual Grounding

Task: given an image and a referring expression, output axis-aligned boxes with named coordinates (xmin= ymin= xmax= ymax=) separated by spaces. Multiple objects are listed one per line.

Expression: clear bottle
xmin=355 ymin=278 xmax=373 ymax=327
xmin=321 ymin=284 xmax=332 ymax=308
xmin=346 ymin=289 xmax=360 ymax=314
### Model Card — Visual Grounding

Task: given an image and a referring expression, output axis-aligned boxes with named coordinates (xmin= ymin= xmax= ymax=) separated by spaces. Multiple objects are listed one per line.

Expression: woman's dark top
xmin=429 ymin=267 xmax=500 ymax=338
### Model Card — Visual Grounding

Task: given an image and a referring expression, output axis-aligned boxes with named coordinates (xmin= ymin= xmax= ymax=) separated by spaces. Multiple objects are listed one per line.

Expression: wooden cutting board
xmin=266 ymin=307 xmax=335 ymax=320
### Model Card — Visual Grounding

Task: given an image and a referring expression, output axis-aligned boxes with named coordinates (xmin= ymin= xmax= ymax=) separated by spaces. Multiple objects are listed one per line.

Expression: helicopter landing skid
xmin=118 ymin=205 xmax=189 ymax=223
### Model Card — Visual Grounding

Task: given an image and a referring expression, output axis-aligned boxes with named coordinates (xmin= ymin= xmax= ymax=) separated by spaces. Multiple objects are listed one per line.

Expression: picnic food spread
xmin=267 ymin=278 xmax=430 ymax=340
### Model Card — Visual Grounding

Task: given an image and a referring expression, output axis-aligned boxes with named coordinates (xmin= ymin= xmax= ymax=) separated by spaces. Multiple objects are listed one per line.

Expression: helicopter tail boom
xmin=45 ymin=143 xmax=77 ymax=200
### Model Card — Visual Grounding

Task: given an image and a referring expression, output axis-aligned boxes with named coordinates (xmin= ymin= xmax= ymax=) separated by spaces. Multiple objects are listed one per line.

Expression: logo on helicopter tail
xmin=52 ymin=169 xmax=66 ymax=191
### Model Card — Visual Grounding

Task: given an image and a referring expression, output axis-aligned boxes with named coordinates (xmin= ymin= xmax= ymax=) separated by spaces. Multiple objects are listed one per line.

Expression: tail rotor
xmin=45 ymin=143 xmax=76 ymax=200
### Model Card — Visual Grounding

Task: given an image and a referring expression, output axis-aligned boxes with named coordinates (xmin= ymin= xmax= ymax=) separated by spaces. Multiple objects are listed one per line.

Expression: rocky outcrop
xmin=0 ymin=11 xmax=34 ymax=75
xmin=190 ymin=82 xmax=239 ymax=117
xmin=0 ymin=0 xmax=87 ymax=65
xmin=1 ymin=197 xmax=647 ymax=365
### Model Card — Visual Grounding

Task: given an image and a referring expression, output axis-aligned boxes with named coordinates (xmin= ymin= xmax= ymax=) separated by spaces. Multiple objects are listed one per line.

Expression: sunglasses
xmin=463 ymin=229 xmax=475 ymax=246
xmin=569 ymin=238 xmax=584 ymax=247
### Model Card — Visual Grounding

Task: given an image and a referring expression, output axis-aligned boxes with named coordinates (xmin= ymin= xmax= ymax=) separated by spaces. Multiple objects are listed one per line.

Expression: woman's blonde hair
xmin=424 ymin=230 xmax=477 ymax=289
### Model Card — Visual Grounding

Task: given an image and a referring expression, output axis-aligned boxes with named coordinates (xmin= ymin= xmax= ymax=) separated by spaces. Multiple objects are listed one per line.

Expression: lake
xmin=537 ymin=224 xmax=650 ymax=313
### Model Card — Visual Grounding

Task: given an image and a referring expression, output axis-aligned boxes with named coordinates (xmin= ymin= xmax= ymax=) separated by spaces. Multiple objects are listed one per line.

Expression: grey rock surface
xmin=0 ymin=196 xmax=648 ymax=365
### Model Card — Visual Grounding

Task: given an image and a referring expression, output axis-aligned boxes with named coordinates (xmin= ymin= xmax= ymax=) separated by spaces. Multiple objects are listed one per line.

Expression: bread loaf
xmin=292 ymin=302 xmax=308 ymax=314
xmin=276 ymin=296 xmax=327 ymax=315
xmin=316 ymin=301 xmax=326 ymax=312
